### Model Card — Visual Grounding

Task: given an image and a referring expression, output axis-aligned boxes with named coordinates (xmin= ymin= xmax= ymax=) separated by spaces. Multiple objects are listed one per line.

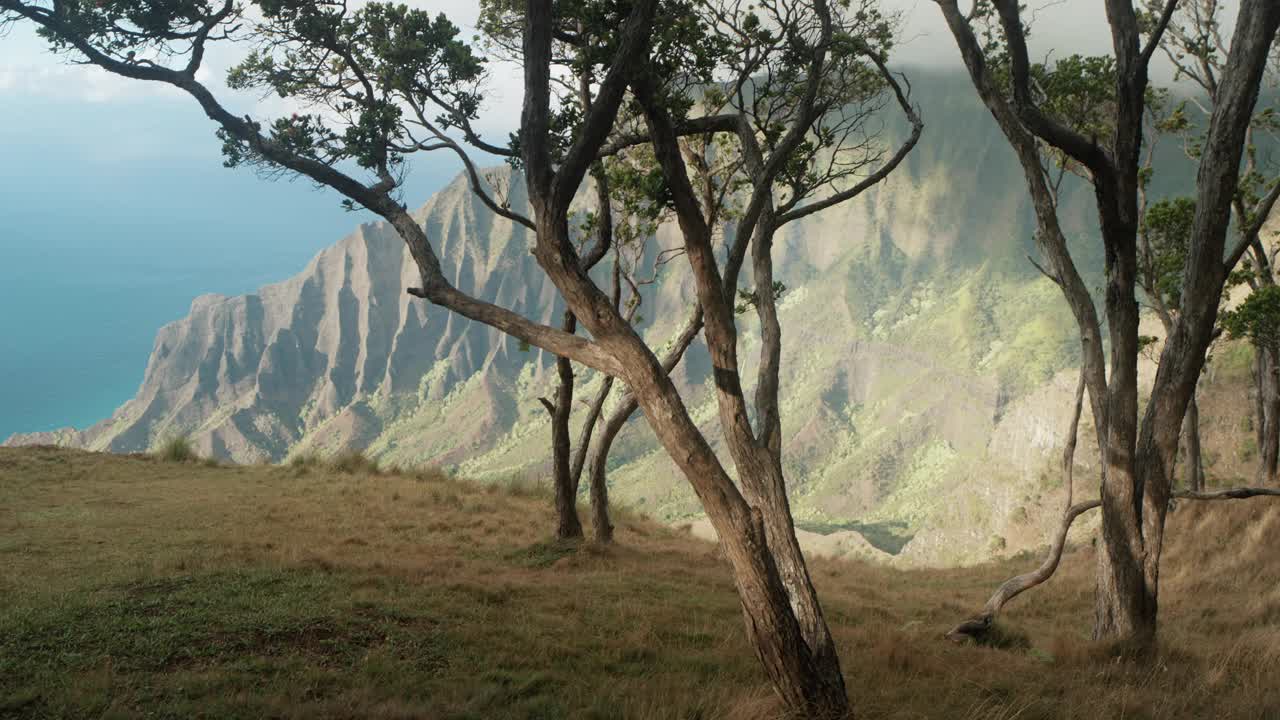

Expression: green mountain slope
xmin=6 ymin=70 xmax=1248 ymax=565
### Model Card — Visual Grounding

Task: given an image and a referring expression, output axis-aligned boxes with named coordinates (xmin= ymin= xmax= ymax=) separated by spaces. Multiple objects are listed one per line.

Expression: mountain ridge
xmin=10 ymin=69 xmax=1254 ymax=566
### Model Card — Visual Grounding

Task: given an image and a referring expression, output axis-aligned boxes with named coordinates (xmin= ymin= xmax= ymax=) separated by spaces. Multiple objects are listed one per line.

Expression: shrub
xmin=288 ymin=453 xmax=320 ymax=468
xmin=328 ymin=451 xmax=379 ymax=475
xmin=155 ymin=436 xmax=197 ymax=463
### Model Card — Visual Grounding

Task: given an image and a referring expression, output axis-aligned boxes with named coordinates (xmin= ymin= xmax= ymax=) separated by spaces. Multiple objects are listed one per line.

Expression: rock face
xmin=8 ymin=70 xmax=1217 ymax=565
xmin=11 ymin=174 xmax=560 ymax=464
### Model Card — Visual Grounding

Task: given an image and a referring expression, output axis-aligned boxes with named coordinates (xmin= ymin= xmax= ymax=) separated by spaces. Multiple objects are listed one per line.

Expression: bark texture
xmin=586 ymin=307 xmax=704 ymax=544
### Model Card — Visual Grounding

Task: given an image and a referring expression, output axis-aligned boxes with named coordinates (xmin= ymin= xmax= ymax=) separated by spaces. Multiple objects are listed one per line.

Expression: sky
xmin=0 ymin=1 xmax=1148 ymax=439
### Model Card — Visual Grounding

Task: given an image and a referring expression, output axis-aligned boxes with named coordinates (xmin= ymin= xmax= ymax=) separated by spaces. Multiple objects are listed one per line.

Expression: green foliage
xmin=734 ymin=281 xmax=788 ymax=315
xmin=1221 ymin=284 xmax=1280 ymax=353
xmin=1140 ymin=196 xmax=1196 ymax=310
xmin=1033 ymin=54 xmax=1117 ymax=143
xmin=31 ymin=0 xmax=228 ymax=59
xmin=221 ymin=3 xmax=486 ymax=176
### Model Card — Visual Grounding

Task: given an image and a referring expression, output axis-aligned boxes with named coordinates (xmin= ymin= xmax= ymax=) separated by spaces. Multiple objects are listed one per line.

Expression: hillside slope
xmin=1 ymin=446 xmax=1278 ymax=719
xmin=5 ymin=69 xmax=1263 ymax=567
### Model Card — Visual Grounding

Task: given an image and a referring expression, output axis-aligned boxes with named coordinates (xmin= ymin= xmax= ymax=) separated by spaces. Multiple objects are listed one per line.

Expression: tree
xmin=1147 ymin=0 xmax=1280 ymax=485
xmin=478 ymin=0 xmax=716 ymax=542
xmin=934 ymin=0 xmax=1279 ymax=651
xmin=475 ymin=0 xmax=750 ymax=544
xmin=1222 ymin=283 xmax=1280 ymax=484
xmin=1137 ymin=196 xmax=1207 ymax=492
xmin=2 ymin=0 xmax=921 ymax=714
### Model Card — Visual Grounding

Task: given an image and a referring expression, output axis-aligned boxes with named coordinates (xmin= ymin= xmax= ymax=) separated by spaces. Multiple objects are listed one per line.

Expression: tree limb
xmin=1225 ymin=180 xmax=1280 ymax=272
xmin=776 ymin=54 xmax=923 ymax=225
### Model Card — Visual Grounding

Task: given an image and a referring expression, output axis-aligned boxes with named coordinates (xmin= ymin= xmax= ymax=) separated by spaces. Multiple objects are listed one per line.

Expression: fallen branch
xmin=1174 ymin=486 xmax=1280 ymax=501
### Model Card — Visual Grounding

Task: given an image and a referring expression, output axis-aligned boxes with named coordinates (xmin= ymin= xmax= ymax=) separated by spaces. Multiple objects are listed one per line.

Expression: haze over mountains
xmin=6 ymin=70 xmax=1254 ymax=565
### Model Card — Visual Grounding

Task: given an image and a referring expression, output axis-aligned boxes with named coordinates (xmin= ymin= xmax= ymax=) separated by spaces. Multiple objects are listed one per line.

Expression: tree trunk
xmin=588 ymin=307 xmax=704 ymax=544
xmin=587 ymin=404 xmax=624 ymax=544
xmin=614 ymin=345 xmax=849 ymax=718
xmin=1092 ymin=238 xmax=1156 ymax=650
xmin=1183 ymin=393 xmax=1205 ymax=492
xmin=1064 ymin=368 xmax=1086 ymax=508
xmin=1258 ymin=347 xmax=1280 ymax=484
xmin=947 ymin=499 xmax=1101 ymax=643
xmin=1254 ymin=347 xmax=1265 ymax=455
xmin=1092 ymin=514 xmax=1159 ymax=652
xmin=545 ymin=311 xmax=583 ymax=540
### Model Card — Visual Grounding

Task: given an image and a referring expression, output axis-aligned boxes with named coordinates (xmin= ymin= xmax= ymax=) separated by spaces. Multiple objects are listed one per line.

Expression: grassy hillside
xmin=2 ymin=447 xmax=1279 ymax=719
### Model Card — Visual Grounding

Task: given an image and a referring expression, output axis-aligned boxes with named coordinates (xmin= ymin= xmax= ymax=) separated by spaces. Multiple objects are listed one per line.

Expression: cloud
xmin=0 ymin=0 xmax=1174 ymax=111
xmin=0 ymin=25 xmax=184 ymax=103
xmin=0 ymin=62 xmax=155 ymax=102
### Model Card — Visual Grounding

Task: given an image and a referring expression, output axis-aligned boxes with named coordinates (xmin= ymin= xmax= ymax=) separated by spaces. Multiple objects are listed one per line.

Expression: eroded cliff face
xmin=13 ymin=71 xmax=1241 ymax=566
xmin=9 ymin=173 xmax=562 ymax=463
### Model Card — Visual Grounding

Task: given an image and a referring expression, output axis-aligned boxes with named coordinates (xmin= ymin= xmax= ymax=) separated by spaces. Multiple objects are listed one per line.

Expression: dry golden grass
xmin=1 ymin=446 xmax=1278 ymax=719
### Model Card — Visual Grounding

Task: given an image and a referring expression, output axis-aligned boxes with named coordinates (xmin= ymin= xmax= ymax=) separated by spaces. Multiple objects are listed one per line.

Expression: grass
xmin=1 ymin=446 xmax=1279 ymax=719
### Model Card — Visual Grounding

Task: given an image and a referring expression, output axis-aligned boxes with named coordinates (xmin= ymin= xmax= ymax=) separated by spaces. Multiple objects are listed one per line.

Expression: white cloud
xmin=0 ymin=0 xmax=1186 ymax=113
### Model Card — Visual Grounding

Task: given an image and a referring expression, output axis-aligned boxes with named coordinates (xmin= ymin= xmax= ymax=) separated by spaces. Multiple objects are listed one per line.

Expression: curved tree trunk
xmin=588 ymin=403 xmax=625 ymax=544
xmin=587 ymin=307 xmax=705 ymax=544
xmin=948 ymin=365 xmax=1092 ymax=643
xmin=947 ymin=499 xmax=1102 ymax=642
xmin=632 ymin=62 xmax=852 ymax=714
xmin=617 ymin=340 xmax=850 ymax=718
xmin=1064 ymin=368 xmax=1086 ymax=508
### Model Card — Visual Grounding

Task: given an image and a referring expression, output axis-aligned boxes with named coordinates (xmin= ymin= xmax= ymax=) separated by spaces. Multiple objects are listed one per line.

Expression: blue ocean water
xmin=0 ymin=94 xmax=456 ymax=440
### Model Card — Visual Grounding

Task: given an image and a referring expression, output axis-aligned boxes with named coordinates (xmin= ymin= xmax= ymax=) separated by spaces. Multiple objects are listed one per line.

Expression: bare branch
xmin=1139 ymin=0 xmax=1181 ymax=69
xmin=777 ymin=56 xmax=923 ymax=225
xmin=1226 ymin=180 xmax=1280 ymax=272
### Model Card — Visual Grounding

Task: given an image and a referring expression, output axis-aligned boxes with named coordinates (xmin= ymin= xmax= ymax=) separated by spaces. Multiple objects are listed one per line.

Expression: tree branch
xmin=549 ymin=0 xmax=659 ymax=214
xmin=777 ymin=55 xmax=923 ymax=226
xmin=1226 ymin=180 xmax=1280 ymax=272
xmin=1139 ymin=0 xmax=1180 ymax=69
xmin=989 ymin=0 xmax=1114 ymax=178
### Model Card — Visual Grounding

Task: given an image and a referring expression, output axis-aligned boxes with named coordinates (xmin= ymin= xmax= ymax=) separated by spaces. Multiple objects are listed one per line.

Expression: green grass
xmin=2 ymin=446 xmax=1280 ymax=719
xmin=1 ymin=569 xmax=448 ymax=718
